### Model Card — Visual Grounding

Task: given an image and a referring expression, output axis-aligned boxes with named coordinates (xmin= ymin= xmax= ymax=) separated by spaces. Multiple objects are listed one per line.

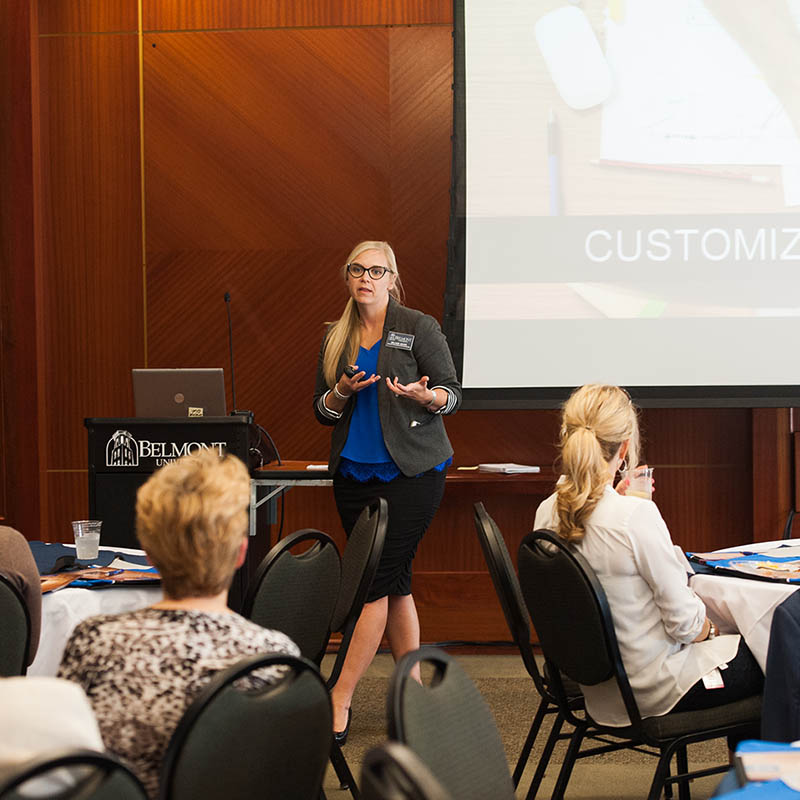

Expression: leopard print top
xmin=57 ymin=608 xmax=299 ymax=798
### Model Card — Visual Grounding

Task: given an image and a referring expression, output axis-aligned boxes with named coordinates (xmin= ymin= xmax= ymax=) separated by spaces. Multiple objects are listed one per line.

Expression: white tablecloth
xmin=689 ymin=539 xmax=800 ymax=671
xmin=29 ymin=545 xmax=162 ymax=676
xmin=690 ymin=573 xmax=796 ymax=671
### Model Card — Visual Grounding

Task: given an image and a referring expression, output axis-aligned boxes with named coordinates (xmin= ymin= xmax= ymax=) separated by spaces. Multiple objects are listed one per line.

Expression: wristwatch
xmin=707 ymin=621 xmax=717 ymax=640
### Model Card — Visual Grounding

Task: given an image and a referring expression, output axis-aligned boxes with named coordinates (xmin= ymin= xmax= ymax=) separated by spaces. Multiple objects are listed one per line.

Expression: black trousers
xmin=671 ymin=638 xmax=763 ymax=747
xmin=333 ymin=468 xmax=446 ymax=602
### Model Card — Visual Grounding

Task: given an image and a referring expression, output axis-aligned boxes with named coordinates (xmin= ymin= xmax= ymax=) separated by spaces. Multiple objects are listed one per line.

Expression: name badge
xmin=386 ymin=331 xmax=414 ymax=350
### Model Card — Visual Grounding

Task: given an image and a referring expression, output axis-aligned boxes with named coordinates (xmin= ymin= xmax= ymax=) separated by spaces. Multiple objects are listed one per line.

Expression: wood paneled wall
xmin=1 ymin=0 xmax=794 ymax=641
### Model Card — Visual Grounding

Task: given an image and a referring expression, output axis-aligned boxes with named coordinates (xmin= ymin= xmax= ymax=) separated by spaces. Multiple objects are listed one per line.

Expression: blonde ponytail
xmin=555 ymin=385 xmax=640 ymax=543
xmin=321 ymin=240 xmax=405 ymax=388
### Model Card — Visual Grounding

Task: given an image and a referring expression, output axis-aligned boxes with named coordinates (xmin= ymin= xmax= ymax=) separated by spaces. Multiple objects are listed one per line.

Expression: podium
xmin=85 ymin=416 xmax=252 ymax=550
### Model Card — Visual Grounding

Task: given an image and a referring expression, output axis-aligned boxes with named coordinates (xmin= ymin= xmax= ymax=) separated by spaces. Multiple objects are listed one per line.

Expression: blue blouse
xmin=339 ymin=341 xmax=449 ymax=482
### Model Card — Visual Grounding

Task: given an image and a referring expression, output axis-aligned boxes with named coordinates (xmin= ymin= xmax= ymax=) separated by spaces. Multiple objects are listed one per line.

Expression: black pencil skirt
xmin=333 ymin=467 xmax=447 ymax=602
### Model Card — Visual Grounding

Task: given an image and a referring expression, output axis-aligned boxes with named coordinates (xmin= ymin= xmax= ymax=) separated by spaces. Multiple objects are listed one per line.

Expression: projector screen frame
xmin=443 ymin=0 xmax=800 ymax=410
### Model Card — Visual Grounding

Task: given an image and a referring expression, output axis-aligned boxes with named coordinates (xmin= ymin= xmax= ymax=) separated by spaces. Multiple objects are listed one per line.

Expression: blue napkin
xmin=29 ymin=541 xmax=150 ymax=574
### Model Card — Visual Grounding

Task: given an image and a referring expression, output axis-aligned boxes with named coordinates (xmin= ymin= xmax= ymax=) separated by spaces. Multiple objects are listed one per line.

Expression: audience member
xmin=0 ymin=676 xmax=103 ymax=792
xmin=0 ymin=526 xmax=41 ymax=665
xmin=534 ymin=384 xmax=762 ymax=728
xmin=57 ymin=450 xmax=298 ymax=798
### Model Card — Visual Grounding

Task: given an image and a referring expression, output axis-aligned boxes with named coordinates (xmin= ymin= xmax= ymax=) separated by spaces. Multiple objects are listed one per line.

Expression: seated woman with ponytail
xmin=533 ymin=384 xmax=762 ymax=728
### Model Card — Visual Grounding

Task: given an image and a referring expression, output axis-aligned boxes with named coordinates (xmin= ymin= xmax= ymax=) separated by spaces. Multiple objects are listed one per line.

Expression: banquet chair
xmin=243 ymin=499 xmax=387 ymax=798
xmin=517 ymin=529 xmax=762 ymax=800
xmin=0 ymin=749 xmax=147 ymax=800
xmin=243 ymin=528 xmax=341 ymax=665
xmin=159 ymin=653 xmax=331 ymax=800
xmin=0 ymin=572 xmax=30 ymax=676
xmin=388 ymin=647 xmax=516 ymax=800
xmin=472 ymin=502 xmax=585 ymax=798
xmin=361 ymin=742 xmax=452 ymax=800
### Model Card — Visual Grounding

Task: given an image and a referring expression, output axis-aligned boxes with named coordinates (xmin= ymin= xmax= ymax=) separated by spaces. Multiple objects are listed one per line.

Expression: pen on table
xmin=590 ymin=158 xmax=773 ymax=185
xmin=548 ymin=108 xmax=562 ymax=215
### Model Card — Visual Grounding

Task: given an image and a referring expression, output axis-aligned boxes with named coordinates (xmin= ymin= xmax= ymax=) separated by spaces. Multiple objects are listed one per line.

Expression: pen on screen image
xmin=548 ymin=108 xmax=562 ymax=215
xmin=589 ymin=158 xmax=773 ymax=185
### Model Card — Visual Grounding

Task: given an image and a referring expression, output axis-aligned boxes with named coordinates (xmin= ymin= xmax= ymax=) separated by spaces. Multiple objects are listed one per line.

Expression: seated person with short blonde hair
xmin=58 ymin=450 xmax=298 ymax=798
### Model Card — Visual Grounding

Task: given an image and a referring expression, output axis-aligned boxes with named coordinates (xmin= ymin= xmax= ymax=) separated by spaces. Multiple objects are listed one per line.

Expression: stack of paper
xmin=477 ymin=463 xmax=540 ymax=474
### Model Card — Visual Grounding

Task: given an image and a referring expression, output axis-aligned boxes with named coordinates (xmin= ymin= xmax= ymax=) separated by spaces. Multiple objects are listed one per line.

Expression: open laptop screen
xmin=132 ymin=368 xmax=227 ymax=418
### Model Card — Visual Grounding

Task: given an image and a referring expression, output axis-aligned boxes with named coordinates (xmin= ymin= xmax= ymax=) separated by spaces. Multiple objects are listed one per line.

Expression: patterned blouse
xmin=57 ymin=608 xmax=299 ymax=798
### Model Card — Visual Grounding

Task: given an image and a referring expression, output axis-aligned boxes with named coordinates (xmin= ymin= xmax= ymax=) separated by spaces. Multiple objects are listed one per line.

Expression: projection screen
xmin=445 ymin=0 xmax=800 ymax=407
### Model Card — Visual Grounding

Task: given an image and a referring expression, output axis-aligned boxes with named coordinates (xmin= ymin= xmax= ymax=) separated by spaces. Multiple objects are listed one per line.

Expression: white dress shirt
xmin=534 ymin=485 xmax=740 ymax=726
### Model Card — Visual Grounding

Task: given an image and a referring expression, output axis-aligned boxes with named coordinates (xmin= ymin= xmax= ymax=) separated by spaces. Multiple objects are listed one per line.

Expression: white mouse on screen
xmin=535 ymin=6 xmax=613 ymax=110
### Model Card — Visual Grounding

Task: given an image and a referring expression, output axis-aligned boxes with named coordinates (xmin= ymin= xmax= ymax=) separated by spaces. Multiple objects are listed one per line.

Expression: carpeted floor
xmin=321 ymin=653 xmax=731 ymax=799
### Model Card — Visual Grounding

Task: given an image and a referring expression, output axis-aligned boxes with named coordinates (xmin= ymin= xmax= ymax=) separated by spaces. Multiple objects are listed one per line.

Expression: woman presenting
xmin=314 ymin=240 xmax=461 ymax=741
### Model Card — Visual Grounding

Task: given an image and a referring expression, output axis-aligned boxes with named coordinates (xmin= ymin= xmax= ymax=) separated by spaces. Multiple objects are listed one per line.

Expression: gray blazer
xmin=314 ymin=297 xmax=462 ymax=477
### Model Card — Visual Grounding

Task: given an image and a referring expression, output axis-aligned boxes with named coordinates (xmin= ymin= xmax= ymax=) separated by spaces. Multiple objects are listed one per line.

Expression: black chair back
xmin=328 ymin=498 xmax=387 ymax=688
xmin=0 ymin=750 xmax=147 ymax=800
xmin=160 ymin=653 xmax=331 ymax=800
xmin=518 ymin=530 xmax=645 ymax=728
xmin=243 ymin=528 xmax=341 ymax=664
xmin=388 ymin=647 xmax=515 ymax=800
xmin=0 ymin=573 xmax=30 ymax=677
xmin=472 ymin=503 xmax=542 ymax=686
xmin=361 ymin=742 xmax=452 ymax=800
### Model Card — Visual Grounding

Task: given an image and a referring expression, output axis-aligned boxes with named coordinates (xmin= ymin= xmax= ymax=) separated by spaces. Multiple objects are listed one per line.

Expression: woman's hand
xmin=324 ymin=365 xmax=380 ymax=414
xmin=615 ymin=464 xmax=655 ymax=495
xmin=337 ymin=366 xmax=380 ymax=398
xmin=386 ymin=375 xmax=438 ymax=407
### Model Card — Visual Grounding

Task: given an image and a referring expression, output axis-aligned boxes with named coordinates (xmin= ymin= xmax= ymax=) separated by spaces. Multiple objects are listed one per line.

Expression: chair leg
xmin=525 ymin=711 xmax=566 ymax=800
xmin=513 ymin=698 xmax=549 ymax=787
xmin=647 ymin=748 xmax=675 ymax=800
xmin=550 ymin=721 xmax=587 ymax=800
xmin=676 ymin=746 xmax=690 ymax=800
xmin=330 ymin=741 xmax=360 ymax=799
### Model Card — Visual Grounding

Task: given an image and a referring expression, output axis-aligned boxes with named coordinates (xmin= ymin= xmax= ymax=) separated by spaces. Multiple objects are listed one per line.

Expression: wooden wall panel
xmin=38 ymin=34 xmax=143 ymax=472
xmin=144 ymin=0 xmax=452 ymax=32
xmin=641 ymin=407 xmax=753 ymax=549
xmin=45 ymin=471 xmax=90 ymax=543
xmin=388 ymin=25 xmax=453 ymax=315
xmin=37 ymin=2 xmax=137 ymax=36
xmin=143 ymin=28 xmax=392 ymax=251
xmin=752 ymin=408 xmax=792 ymax=540
xmin=1 ymin=0 xmax=40 ymax=533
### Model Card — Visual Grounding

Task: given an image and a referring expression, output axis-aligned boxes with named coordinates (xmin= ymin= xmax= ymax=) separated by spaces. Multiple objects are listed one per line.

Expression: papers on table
xmin=477 ymin=463 xmax=541 ymax=474
xmin=687 ymin=549 xmax=800 ymax=583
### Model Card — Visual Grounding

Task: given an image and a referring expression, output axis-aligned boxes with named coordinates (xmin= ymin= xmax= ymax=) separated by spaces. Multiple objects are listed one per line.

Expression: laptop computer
xmin=132 ymin=368 xmax=227 ymax=418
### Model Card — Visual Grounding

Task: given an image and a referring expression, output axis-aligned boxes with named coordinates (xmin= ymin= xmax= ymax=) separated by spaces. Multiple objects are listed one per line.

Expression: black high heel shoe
xmin=333 ymin=708 xmax=352 ymax=746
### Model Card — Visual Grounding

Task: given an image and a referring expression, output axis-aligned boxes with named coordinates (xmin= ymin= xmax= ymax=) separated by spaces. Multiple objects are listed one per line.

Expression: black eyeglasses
xmin=347 ymin=262 xmax=393 ymax=280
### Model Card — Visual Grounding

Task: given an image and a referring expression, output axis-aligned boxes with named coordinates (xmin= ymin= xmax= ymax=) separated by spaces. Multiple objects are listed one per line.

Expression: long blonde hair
xmin=321 ymin=240 xmax=405 ymax=388
xmin=555 ymin=384 xmax=640 ymax=543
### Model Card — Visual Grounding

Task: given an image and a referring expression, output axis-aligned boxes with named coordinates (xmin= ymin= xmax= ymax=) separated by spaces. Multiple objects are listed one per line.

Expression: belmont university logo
xmin=107 ymin=430 xmax=139 ymax=467
xmin=105 ymin=430 xmax=227 ymax=468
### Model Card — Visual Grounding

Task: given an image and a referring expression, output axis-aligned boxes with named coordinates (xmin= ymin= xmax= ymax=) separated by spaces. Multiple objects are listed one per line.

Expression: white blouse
xmin=534 ymin=485 xmax=740 ymax=727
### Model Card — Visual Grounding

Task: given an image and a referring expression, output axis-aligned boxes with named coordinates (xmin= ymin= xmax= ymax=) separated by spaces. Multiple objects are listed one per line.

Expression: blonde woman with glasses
xmin=314 ymin=240 xmax=461 ymax=743
xmin=534 ymin=384 xmax=761 ymax=731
